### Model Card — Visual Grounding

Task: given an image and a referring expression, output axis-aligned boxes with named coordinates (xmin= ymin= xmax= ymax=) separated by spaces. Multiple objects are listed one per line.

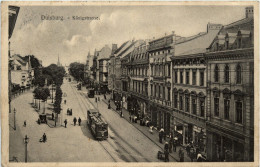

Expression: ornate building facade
xmin=128 ymin=41 xmax=149 ymax=119
xmin=205 ymin=7 xmax=254 ymax=162
xmin=148 ymin=33 xmax=175 ymax=134
xmin=170 ymin=23 xmax=221 ymax=156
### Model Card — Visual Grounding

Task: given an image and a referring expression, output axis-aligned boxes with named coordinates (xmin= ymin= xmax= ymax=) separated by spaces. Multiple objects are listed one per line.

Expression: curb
xmin=102 ymin=99 xmax=179 ymax=162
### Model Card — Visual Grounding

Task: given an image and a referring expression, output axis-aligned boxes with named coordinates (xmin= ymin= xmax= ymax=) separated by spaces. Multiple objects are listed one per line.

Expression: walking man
xmin=173 ymin=139 xmax=177 ymax=152
xmin=64 ymin=119 xmax=67 ymax=128
xmin=73 ymin=117 xmax=77 ymax=126
xmin=24 ymin=120 xmax=27 ymax=127
xmin=169 ymin=138 xmax=173 ymax=153
xmin=164 ymin=149 xmax=169 ymax=162
xmin=159 ymin=131 xmax=162 ymax=143
xmin=52 ymin=113 xmax=54 ymax=120
xmin=179 ymin=148 xmax=185 ymax=162
xmin=78 ymin=117 xmax=81 ymax=126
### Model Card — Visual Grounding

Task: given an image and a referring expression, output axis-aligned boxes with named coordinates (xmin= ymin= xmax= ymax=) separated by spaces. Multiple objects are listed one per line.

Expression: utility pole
xmin=14 ymin=108 xmax=16 ymax=130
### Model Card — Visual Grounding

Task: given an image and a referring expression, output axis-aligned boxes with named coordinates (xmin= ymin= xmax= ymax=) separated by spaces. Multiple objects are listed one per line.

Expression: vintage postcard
xmin=1 ymin=1 xmax=259 ymax=167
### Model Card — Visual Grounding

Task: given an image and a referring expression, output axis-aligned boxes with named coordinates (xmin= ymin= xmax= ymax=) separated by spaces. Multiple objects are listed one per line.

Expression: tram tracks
xmin=69 ymin=83 xmax=142 ymax=162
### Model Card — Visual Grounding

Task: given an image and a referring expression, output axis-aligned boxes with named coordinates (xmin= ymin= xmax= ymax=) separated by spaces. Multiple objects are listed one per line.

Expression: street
xmin=9 ymin=78 xmax=173 ymax=162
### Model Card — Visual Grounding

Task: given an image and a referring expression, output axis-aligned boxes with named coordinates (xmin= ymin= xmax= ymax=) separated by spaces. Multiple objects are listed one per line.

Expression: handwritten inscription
xmin=41 ymin=15 xmax=100 ymax=21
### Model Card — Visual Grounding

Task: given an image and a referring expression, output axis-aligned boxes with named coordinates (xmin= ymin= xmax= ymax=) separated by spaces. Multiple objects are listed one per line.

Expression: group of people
xmin=160 ymin=130 xmax=205 ymax=162
xmin=63 ymin=117 xmax=81 ymax=128
xmin=186 ymin=142 xmax=204 ymax=162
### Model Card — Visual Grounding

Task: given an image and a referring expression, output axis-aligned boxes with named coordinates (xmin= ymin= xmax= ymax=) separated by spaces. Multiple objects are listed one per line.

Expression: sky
xmin=10 ymin=5 xmax=247 ymax=66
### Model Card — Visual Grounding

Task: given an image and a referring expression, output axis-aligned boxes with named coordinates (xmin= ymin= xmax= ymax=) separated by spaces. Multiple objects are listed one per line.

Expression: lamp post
xmin=14 ymin=108 xmax=16 ymax=130
xmin=23 ymin=135 xmax=29 ymax=162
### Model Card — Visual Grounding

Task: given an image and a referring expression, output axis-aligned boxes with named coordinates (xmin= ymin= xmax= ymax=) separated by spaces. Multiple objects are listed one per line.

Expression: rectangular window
xmin=159 ymin=85 xmax=161 ymax=98
xmin=162 ymin=87 xmax=165 ymax=99
xmin=168 ymin=64 xmax=171 ymax=77
xmin=200 ymin=100 xmax=205 ymax=117
xmin=236 ymin=101 xmax=243 ymax=123
xmin=180 ymin=71 xmax=183 ymax=84
xmin=155 ymin=85 xmax=157 ymax=97
xmin=168 ymin=88 xmax=171 ymax=101
xmin=180 ymin=95 xmax=183 ymax=110
xmin=192 ymin=71 xmax=196 ymax=85
xmin=151 ymin=85 xmax=153 ymax=96
xmin=186 ymin=71 xmax=189 ymax=84
xmin=192 ymin=98 xmax=197 ymax=115
xmin=174 ymin=94 xmax=178 ymax=108
xmin=175 ymin=71 xmax=178 ymax=83
xmin=200 ymin=71 xmax=204 ymax=86
xmin=185 ymin=97 xmax=190 ymax=112
xmin=214 ymin=98 xmax=219 ymax=116
xmin=224 ymin=99 xmax=230 ymax=120
xmin=151 ymin=66 xmax=153 ymax=76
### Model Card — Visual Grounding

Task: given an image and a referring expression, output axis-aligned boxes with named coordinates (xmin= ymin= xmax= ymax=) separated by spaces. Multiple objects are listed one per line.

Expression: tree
xmin=69 ymin=62 xmax=85 ymax=81
xmin=33 ymin=87 xmax=50 ymax=112
xmin=54 ymin=86 xmax=62 ymax=126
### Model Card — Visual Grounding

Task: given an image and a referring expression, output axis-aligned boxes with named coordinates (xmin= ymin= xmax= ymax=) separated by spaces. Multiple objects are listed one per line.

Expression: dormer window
xmin=225 ymin=38 xmax=229 ymax=49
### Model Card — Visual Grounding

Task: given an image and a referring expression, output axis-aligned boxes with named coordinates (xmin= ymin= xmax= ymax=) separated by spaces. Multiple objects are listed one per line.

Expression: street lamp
xmin=14 ymin=108 xmax=16 ymax=130
xmin=23 ymin=135 xmax=29 ymax=162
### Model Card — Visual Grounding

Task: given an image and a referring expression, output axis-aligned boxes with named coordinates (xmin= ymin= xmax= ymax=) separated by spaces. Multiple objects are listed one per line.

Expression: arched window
xmin=214 ymin=65 xmax=219 ymax=82
xmin=224 ymin=65 xmax=230 ymax=83
xmin=236 ymin=64 xmax=242 ymax=84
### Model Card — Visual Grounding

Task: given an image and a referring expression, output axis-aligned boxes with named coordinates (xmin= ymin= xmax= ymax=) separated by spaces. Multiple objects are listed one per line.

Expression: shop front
xmin=207 ymin=128 xmax=247 ymax=162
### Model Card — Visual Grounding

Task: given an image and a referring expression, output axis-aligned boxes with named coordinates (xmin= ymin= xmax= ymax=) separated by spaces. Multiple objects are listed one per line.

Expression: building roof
xmin=114 ymin=41 xmax=129 ymax=54
xmin=224 ymin=17 xmax=253 ymax=30
xmin=174 ymin=28 xmax=220 ymax=56
xmin=98 ymin=45 xmax=112 ymax=60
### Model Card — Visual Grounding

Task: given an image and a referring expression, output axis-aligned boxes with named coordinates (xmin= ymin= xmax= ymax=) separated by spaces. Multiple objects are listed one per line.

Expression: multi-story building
xmin=10 ymin=54 xmax=33 ymax=87
xmin=109 ymin=40 xmax=144 ymax=104
xmin=128 ymin=41 xmax=150 ymax=119
xmin=98 ymin=45 xmax=112 ymax=93
xmin=148 ymin=32 xmax=176 ymax=134
xmin=205 ymin=7 xmax=254 ymax=162
xmin=171 ymin=23 xmax=221 ymax=156
xmin=91 ymin=49 xmax=99 ymax=81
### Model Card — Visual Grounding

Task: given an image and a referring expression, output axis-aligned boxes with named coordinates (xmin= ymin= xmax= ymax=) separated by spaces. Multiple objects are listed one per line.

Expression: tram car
xmin=87 ymin=109 xmax=108 ymax=140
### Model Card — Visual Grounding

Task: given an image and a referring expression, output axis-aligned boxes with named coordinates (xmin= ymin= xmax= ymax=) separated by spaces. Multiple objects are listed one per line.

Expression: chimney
xmin=245 ymin=7 xmax=254 ymax=18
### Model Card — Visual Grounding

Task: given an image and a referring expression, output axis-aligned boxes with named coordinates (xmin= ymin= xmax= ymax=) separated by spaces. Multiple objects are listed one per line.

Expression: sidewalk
xmin=81 ymin=87 xmax=191 ymax=162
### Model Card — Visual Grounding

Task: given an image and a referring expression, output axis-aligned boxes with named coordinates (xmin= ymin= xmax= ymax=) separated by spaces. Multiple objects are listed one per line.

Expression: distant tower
xmin=57 ymin=55 xmax=61 ymax=66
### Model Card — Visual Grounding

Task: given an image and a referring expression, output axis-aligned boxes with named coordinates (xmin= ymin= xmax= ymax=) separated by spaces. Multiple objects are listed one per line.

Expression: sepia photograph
xmin=1 ymin=1 xmax=259 ymax=166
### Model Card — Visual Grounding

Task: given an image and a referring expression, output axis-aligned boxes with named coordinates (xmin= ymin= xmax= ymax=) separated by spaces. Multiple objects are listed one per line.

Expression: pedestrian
xmin=52 ymin=113 xmax=54 ymax=120
xmin=67 ymin=108 xmax=69 ymax=115
xmin=190 ymin=147 xmax=195 ymax=162
xmin=169 ymin=139 xmax=173 ymax=153
xmin=179 ymin=148 xmax=184 ymax=162
xmin=197 ymin=152 xmax=203 ymax=162
xmin=108 ymin=103 xmax=111 ymax=109
xmin=173 ymin=138 xmax=177 ymax=152
xmin=64 ymin=99 xmax=66 ymax=104
xmin=164 ymin=142 xmax=169 ymax=151
xmin=78 ymin=117 xmax=81 ymax=126
xmin=159 ymin=131 xmax=162 ymax=143
xmin=70 ymin=109 xmax=73 ymax=115
xmin=186 ymin=143 xmax=191 ymax=157
xmin=104 ymin=94 xmax=106 ymax=100
xmin=164 ymin=149 xmax=169 ymax=162
xmin=42 ymin=133 xmax=47 ymax=143
xmin=73 ymin=117 xmax=77 ymax=126
xmin=64 ymin=119 xmax=67 ymax=128
xmin=24 ymin=120 xmax=26 ymax=127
